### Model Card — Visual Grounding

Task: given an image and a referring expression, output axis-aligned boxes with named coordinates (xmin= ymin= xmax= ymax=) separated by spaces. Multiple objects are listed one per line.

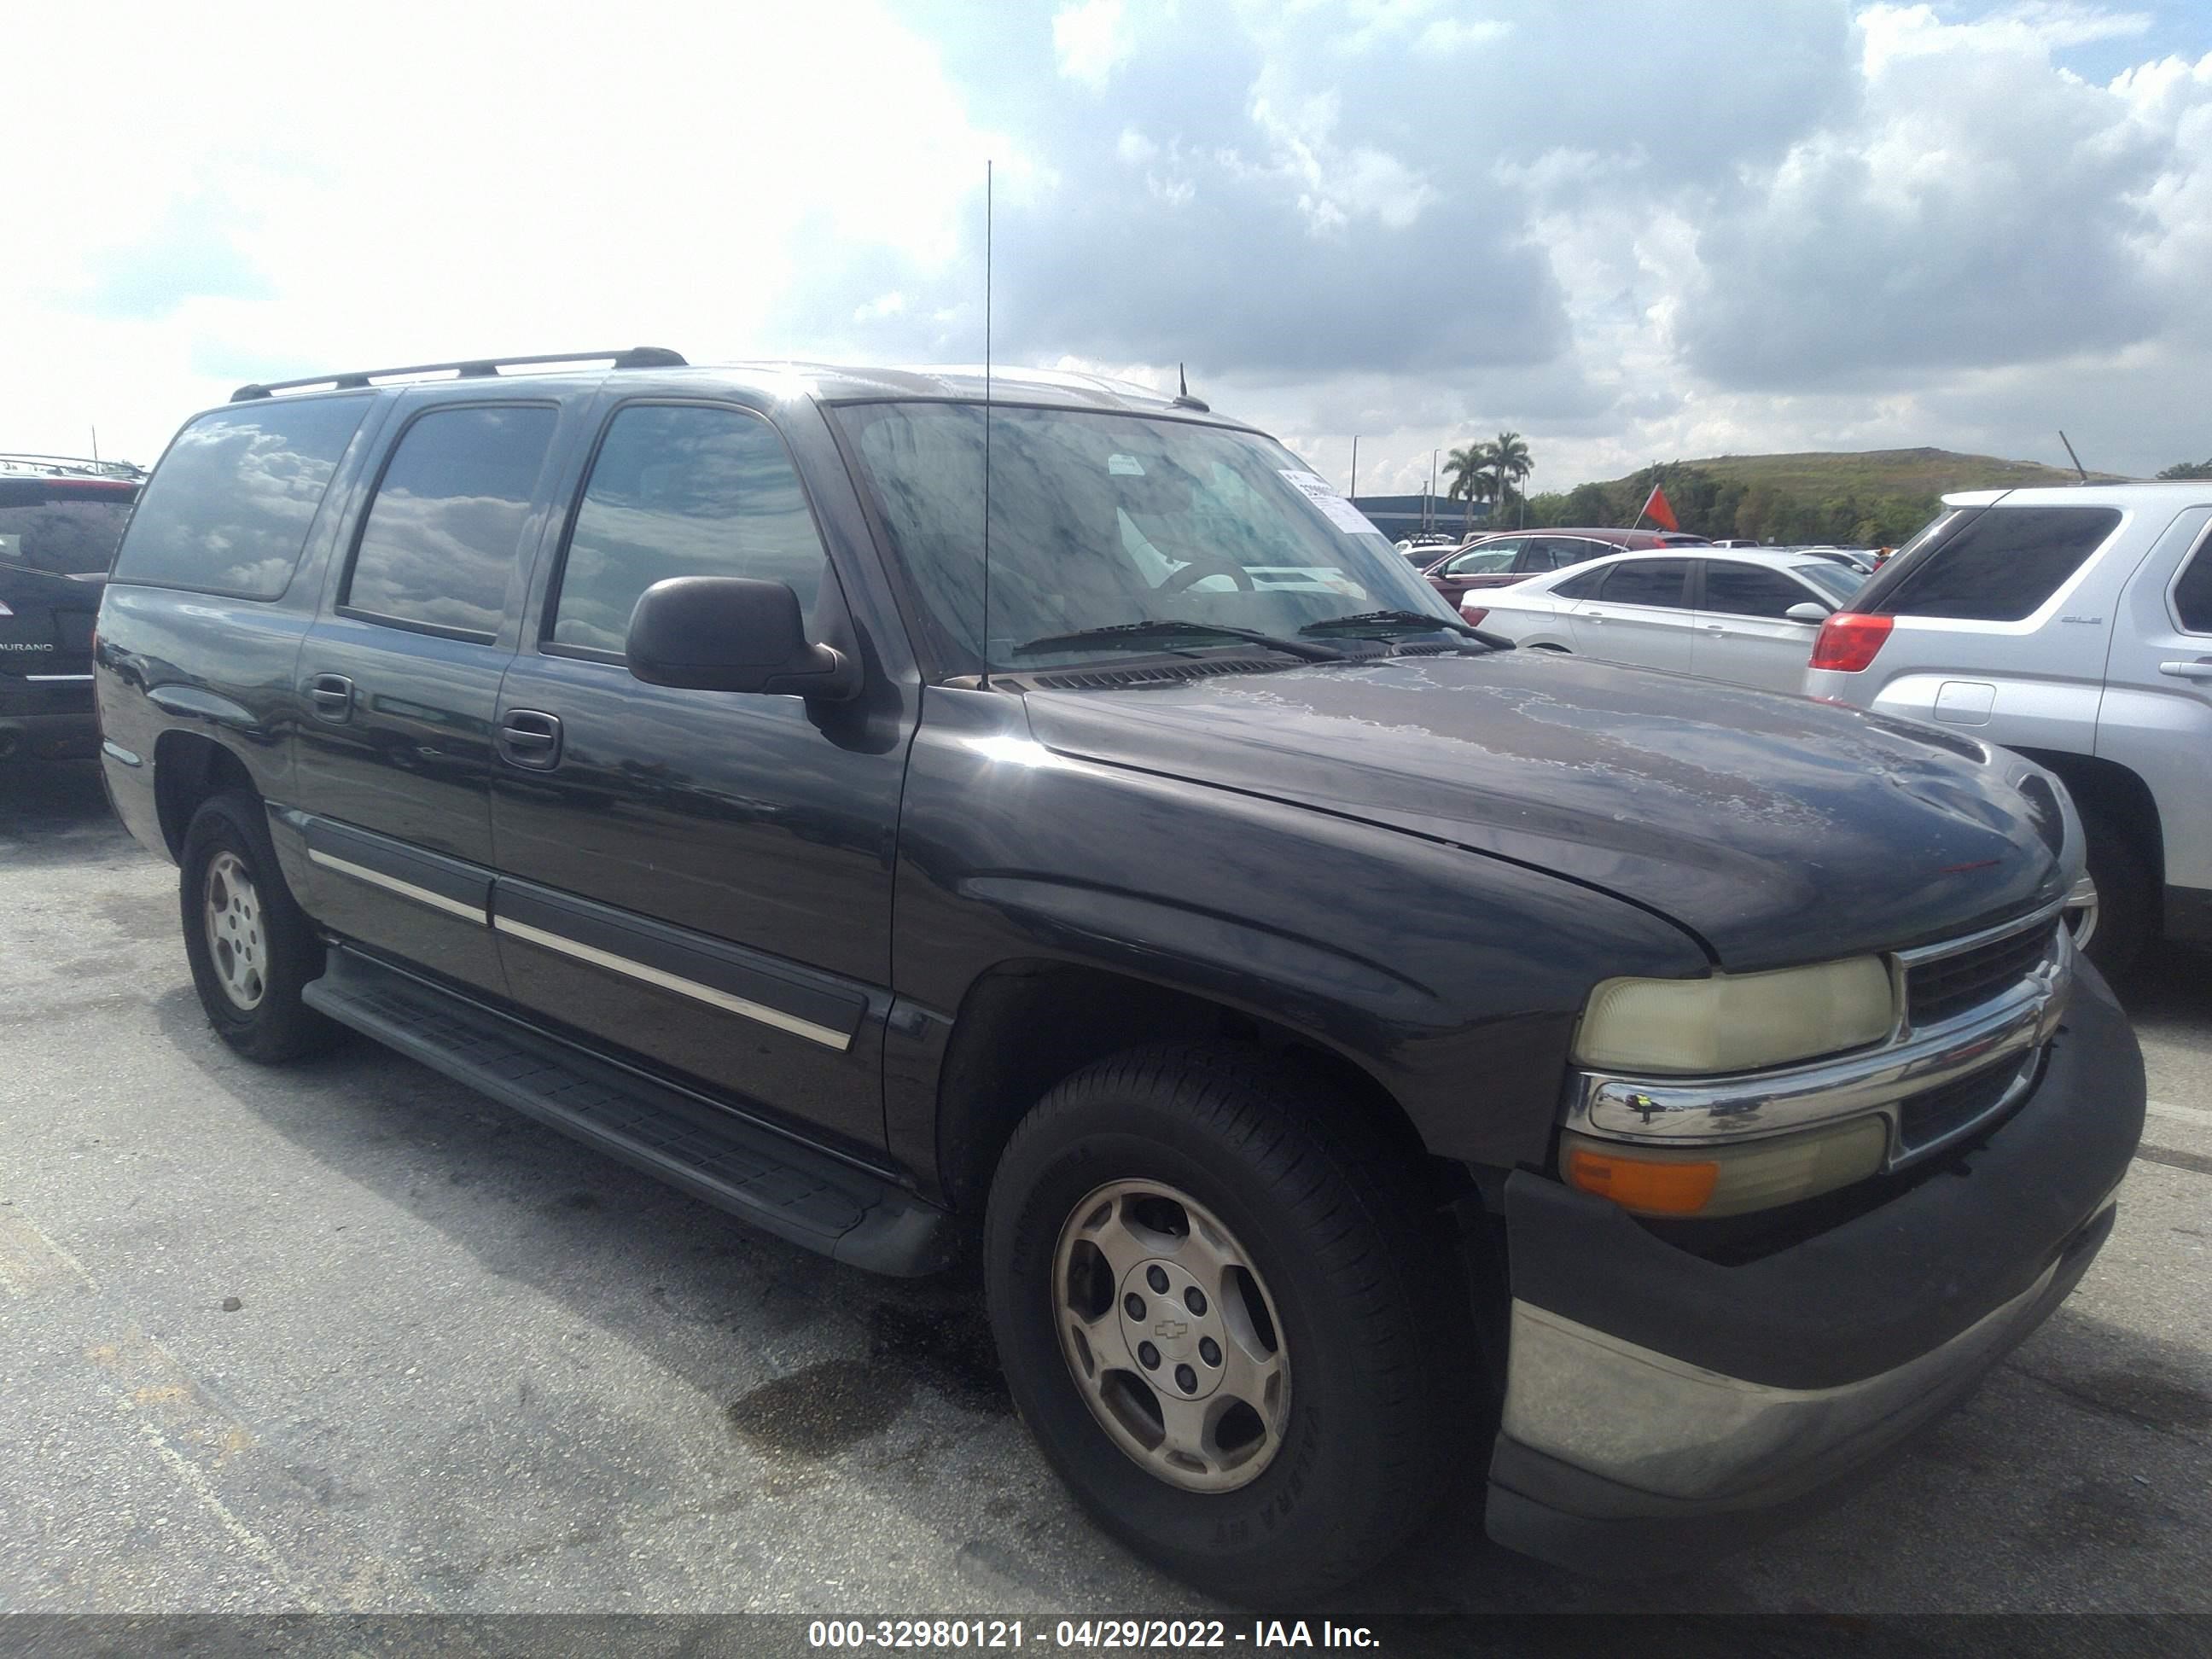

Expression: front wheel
xmin=984 ymin=1045 xmax=1472 ymax=1602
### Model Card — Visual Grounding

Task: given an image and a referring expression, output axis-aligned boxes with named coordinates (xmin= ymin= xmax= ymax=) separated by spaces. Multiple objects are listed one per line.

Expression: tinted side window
xmin=2174 ymin=532 xmax=2212 ymax=634
xmin=550 ymin=405 xmax=828 ymax=655
xmin=1543 ymin=537 xmax=1610 ymax=568
xmin=1703 ymin=562 xmax=1816 ymax=619
xmin=1597 ymin=558 xmax=1691 ymax=607
xmin=346 ymin=405 xmax=559 ymax=637
xmin=111 ymin=397 xmax=371 ymax=597
xmin=1877 ymin=507 xmax=2121 ymax=622
xmin=1552 ymin=566 xmax=1610 ymax=600
xmin=1445 ymin=544 xmax=1516 ymax=576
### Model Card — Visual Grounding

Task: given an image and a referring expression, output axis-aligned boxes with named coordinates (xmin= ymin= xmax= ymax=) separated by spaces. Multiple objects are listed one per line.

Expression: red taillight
xmin=1810 ymin=612 xmax=1893 ymax=672
xmin=1460 ymin=605 xmax=1489 ymax=627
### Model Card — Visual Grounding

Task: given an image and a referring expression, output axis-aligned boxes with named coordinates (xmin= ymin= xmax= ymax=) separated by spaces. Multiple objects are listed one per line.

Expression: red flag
xmin=1640 ymin=484 xmax=1679 ymax=533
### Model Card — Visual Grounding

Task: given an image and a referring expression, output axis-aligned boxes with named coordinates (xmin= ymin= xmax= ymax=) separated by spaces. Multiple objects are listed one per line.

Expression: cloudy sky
xmin=7 ymin=0 xmax=2209 ymax=494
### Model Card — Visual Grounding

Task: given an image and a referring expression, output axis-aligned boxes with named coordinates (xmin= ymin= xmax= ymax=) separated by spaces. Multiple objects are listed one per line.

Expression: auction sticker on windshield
xmin=1278 ymin=469 xmax=1373 ymax=535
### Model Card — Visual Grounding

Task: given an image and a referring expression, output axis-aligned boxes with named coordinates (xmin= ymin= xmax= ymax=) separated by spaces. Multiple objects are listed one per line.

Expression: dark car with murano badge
xmin=95 ymin=350 xmax=2143 ymax=1600
xmin=1 ymin=456 xmax=141 ymax=764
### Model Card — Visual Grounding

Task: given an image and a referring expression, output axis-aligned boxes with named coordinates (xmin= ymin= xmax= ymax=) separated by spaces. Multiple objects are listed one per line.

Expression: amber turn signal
xmin=1563 ymin=1145 xmax=1720 ymax=1215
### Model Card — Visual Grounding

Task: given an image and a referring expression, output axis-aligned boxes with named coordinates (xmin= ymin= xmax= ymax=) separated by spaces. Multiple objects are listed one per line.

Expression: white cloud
xmin=1053 ymin=0 xmax=1135 ymax=87
xmin=1117 ymin=127 xmax=1161 ymax=163
xmin=0 ymin=0 xmax=1008 ymax=463
xmin=1989 ymin=1 xmax=2152 ymax=48
xmin=1417 ymin=16 xmax=1511 ymax=53
xmin=1245 ymin=85 xmax=1437 ymax=233
xmin=7 ymin=0 xmax=2211 ymax=497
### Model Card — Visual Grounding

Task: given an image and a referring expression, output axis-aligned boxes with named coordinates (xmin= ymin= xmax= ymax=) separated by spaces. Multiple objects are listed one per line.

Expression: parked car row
xmin=83 ymin=350 xmax=2144 ymax=1601
xmin=1456 ymin=486 xmax=2212 ymax=975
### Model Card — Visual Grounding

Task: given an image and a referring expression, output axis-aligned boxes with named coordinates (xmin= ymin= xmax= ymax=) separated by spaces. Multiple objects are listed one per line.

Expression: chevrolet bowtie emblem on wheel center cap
xmin=1155 ymin=1318 xmax=1190 ymax=1341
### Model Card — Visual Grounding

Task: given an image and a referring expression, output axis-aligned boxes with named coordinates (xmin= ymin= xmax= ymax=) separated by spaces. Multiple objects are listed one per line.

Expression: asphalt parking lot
xmin=3 ymin=760 xmax=2209 ymax=1621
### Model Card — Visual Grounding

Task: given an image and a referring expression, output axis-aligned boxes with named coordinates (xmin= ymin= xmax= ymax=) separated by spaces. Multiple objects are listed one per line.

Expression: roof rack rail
xmin=230 ymin=346 xmax=688 ymax=402
xmin=0 ymin=452 xmax=148 ymax=480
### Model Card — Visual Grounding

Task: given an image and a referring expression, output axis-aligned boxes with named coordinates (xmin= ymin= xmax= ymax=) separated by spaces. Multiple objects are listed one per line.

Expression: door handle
xmin=2159 ymin=659 xmax=2212 ymax=680
xmin=1703 ymin=624 xmax=1727 ymax=634
xmin=498 ymin=709 xmax=563 ymax=770
xmin=307 ymin=673 xmax=353 ymax=722
xmin=1584 ymin=611 xmax=1606 ymax=624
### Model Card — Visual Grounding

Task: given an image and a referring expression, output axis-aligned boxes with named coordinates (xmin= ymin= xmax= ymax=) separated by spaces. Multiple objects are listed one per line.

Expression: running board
xmin=302 ymin=946 xmax=954 ymax=1276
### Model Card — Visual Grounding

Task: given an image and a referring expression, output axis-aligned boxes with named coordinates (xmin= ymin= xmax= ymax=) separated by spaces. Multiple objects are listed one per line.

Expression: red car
xmin=1423 ymin=527 xmax=1708 ymax=604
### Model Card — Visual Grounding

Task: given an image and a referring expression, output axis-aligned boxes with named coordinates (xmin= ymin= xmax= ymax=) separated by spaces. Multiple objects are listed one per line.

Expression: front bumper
xmin=1485 ymin=957 xmax=2144 ymax=1575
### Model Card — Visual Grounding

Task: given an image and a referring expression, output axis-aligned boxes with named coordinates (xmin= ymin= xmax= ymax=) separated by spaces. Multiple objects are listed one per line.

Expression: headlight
xmin=1573 ymin=957 xmax=1895 ymax=1075
xmin=1561 ymin=1115 xmax=1889 ymax=1218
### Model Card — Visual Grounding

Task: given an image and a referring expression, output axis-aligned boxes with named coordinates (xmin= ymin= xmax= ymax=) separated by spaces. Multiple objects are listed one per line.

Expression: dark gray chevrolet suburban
xmin=94 ymin=349 xmax=2145 ymax=1599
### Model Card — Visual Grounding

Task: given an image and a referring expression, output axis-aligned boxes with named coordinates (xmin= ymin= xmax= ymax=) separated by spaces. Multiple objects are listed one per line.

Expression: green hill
xmin=1524 ymin=446 xmax=2130 ymax=546
xmin=1659 ymin=446 xmax=2128 ymax=498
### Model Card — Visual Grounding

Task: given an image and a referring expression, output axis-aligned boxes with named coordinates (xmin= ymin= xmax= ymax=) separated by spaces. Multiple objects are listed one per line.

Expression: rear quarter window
xmin=2174 ymin=529 xmax=2212 ymax=634
xmin=1875 ymin=506 xmax=2122 ymax=623
xmin=112 ymin=397 xmax=373 ymax=598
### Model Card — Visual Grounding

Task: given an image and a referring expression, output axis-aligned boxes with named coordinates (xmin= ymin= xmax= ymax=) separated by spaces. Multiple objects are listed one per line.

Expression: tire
xmin=983 ymin=1044 xmax=1471 ymax=1602
xmin=2076 ymin=806 xmax=2154 ymax=980
xmin=178 ymin=791 xmax=340 ymax=1062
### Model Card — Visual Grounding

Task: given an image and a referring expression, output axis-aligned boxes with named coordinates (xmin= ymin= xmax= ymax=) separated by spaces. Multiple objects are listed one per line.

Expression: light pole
xmin=1349 ymin=435 xmax=1359 ymax=500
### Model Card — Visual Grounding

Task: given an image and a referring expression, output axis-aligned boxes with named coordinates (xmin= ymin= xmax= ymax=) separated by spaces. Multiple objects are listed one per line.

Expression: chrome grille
xmin=1895 ymin=1054 xmax=2034 ymax=1157
xmin=1906 ymin=922 xmax=2058 ymax=1027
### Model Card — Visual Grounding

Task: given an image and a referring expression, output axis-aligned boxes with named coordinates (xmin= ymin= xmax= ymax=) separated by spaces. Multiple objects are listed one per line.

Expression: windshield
xmin=832 ymin=402 xmax=1458 ymax=672
xmin=1792 ymin=561 xmax=1864 ymax=605
xmin=0 ymin=486 xmax=136 ymax=575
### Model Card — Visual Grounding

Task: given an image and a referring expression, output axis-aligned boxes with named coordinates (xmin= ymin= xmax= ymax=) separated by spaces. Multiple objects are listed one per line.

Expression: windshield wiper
xmin=1299 ymin=609 xmax=1516 ymax=650
xmin=1013 ymin=620 xmax=1349 ymax=662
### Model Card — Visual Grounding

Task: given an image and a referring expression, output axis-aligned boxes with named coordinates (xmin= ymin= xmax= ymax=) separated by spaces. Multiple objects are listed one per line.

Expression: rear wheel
xmin=179 ymin=792 xmax=340 ymax=1062
xmin=984 ymin=1044 xmax=1471 ymax=1601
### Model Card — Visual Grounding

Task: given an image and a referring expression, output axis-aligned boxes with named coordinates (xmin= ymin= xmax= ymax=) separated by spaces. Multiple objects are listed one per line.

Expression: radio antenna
xmin=981 ymin=158 xmax=994 ymax=687
xmin=2058 ymin=429 xmax=2089 ymax=485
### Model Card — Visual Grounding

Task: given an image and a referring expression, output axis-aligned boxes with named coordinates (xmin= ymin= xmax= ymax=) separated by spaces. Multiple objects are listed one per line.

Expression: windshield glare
xmin=834 ymin=402 xmax=1457 ymax=671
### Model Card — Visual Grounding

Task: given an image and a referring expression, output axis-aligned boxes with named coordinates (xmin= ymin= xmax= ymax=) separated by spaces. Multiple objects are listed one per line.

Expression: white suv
xmin=1805 ymin=484 xmax=2212 ymax=972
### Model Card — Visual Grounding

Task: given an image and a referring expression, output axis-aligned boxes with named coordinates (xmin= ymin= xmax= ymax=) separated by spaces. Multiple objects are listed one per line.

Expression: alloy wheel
xmin=203 ymin=850 xmax=267 ymax=1010
xmin=1051 ymin=1179 xmax=1290 ymax=1493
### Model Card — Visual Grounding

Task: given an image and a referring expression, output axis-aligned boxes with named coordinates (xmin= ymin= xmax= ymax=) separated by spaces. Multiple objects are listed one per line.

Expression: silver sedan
xmin=1461 ymin=548 xmax=1867 ymax=694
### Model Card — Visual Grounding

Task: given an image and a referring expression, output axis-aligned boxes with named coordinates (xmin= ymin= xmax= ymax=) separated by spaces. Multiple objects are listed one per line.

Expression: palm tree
xmin=1489 ymin=430 xmax=1533 ymax=517
xmin=1442 ymin=443 xmax=1493 ymax=530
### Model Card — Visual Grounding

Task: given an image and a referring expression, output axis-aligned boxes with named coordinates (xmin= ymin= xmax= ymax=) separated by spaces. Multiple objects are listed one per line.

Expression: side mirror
xmin=1784 ymin=602 xmax=1831 ymax=624
xmin=626 ymin=576 xmax=859 ymax=700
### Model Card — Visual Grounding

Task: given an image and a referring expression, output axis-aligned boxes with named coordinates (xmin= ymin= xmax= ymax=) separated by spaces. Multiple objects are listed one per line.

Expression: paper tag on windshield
xmin=1108 ymin=454 xmax=1146 ymax=475
xmin=0 ymin=535 xmax=19 ymax=559
xmin=1278 ymin=469 xmax=1375 ymax=535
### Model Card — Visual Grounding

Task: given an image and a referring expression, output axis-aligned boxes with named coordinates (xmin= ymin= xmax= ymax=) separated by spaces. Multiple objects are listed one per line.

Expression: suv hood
xmin=1020 ymin=652 xmax=2066 ymax=971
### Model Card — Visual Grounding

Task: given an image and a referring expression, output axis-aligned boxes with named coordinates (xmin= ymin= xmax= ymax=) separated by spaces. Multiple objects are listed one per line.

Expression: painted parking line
xmin=1 ymin=1202 xmax=328 ymax=1611
xmin=2146 ymin=1098 xmax=2211 ymax=1126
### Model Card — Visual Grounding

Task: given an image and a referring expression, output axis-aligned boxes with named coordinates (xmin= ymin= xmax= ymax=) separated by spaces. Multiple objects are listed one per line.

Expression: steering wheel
xmin=1157 ymin=554 xmax=1255 ymax=594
